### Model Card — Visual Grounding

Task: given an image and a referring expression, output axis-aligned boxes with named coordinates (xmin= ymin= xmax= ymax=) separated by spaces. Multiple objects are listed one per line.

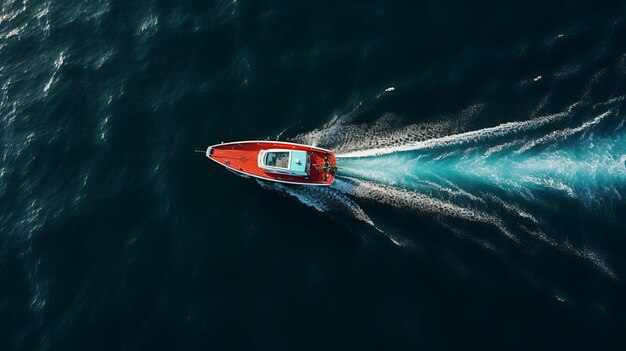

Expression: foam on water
xmin=334 ymin=99 xmax=623 ymax=276
xmin=257 ymin=180 xmax=409 ymax=247
xmin=334 ymin=106 xmax=574 ymax=158
xmin=273 ymin=95 xmax=626 ymax=278
xmin=335 ymin=177 xmax=517 ymax=241
xmin=43 ymin=50 xmax=65 ymax=94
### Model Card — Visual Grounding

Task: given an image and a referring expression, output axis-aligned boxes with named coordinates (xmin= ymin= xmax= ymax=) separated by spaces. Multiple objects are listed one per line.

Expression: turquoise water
xmin=339 ymin=108 xmax=626 ymax=205
xmin=2 ymin=0 xmax=626 ymax=349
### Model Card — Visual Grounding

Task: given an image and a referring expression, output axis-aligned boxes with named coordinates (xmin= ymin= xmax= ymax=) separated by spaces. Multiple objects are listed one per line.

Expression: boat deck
xmin=207 ymin=141 xmax=336 ymax=185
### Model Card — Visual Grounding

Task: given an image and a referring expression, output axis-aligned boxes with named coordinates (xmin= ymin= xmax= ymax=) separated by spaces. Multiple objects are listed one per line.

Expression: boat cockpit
xmin=258 ymin=149 xmax=310 ymax=176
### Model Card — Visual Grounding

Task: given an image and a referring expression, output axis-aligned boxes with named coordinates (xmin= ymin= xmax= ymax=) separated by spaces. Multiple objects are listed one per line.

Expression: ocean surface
xmin=2 ymin=0 xmax=626 ymax=349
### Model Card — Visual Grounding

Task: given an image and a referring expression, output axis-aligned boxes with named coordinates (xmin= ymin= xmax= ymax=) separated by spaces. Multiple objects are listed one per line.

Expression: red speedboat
xmin=205 ymin=141 xmax=337 ymax=185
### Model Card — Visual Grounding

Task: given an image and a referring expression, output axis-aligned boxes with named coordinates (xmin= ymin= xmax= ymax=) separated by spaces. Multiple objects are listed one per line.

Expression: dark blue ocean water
xmin=2 ymin=0 xmax=626 ymax=349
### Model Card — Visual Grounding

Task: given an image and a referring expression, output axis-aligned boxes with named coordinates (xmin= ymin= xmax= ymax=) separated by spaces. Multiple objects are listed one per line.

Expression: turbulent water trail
xmin=338 ymin=127 xmax=626 ymax=204
xmin=257 ymin=180 xmax=410 ymax=247
xmin=335 ymin=108 xmax=572 ymax=158
xmin=276 ymin=96 xmax=626 ymax=278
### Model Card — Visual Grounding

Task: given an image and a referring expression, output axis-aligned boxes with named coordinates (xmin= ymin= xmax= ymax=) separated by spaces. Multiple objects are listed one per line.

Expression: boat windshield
xmin=265 ymin=152 xmax=290 ymax=169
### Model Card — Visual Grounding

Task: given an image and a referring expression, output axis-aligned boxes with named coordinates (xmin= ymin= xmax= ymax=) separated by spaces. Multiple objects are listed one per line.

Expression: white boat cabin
xmin=258 ymin=149 xmax=310 ymax=176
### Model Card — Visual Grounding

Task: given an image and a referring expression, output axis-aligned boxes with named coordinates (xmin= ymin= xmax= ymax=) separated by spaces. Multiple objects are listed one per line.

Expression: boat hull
xmin=206 ymin=141 xmax=336 ymax=185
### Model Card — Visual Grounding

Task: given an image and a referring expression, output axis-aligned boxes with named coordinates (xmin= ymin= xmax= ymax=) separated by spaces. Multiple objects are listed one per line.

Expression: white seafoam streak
xmin=333 ymin=177 xmax=519 ymax=243
xmin=330 ymin=103 xmax=623 ymax=278
xmin=294 ymin=97 xmax=625 ymax=277
xmin=335 ymin=106 xmax=578 ymax=158
xmin=257 ymin=180 xmax=410 ymax=247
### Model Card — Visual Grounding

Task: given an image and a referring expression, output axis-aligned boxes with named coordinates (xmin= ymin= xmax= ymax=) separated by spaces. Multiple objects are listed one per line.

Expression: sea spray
xmin=276 ymin=97 xmax=625 ymax=278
